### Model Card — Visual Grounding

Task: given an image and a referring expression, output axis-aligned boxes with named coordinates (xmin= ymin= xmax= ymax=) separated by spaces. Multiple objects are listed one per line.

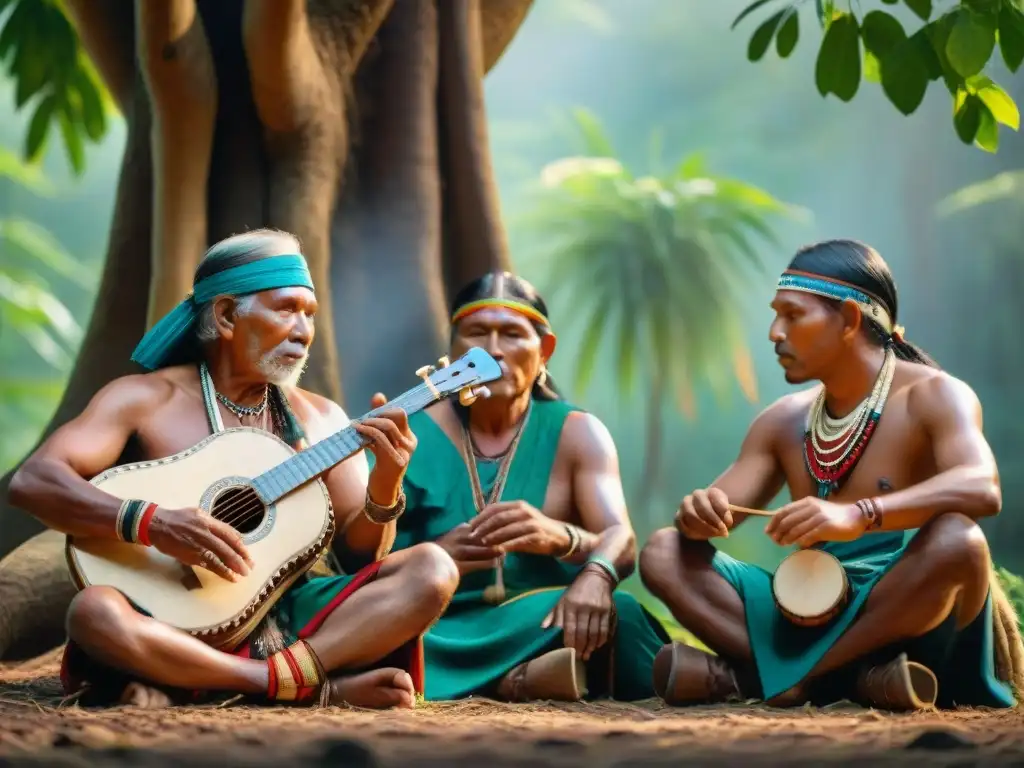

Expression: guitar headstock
xmin=415 ymin=347 xmax=503 ymax=406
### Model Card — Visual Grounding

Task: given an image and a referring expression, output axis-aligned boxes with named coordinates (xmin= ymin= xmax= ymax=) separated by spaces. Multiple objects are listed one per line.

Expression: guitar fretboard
xmin=249 ymin=383 xmax=438 ymax=505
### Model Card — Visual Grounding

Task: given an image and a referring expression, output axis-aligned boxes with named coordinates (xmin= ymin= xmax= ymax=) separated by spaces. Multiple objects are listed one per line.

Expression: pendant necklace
xmin=457 ymin=400 xmax=532 ymax=605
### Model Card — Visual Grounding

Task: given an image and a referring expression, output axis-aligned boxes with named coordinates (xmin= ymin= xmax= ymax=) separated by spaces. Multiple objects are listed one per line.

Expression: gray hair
xmin=195 ymin=294 xmax=258 ymax=343
xmin=191 ymin=228 xmax=303 ymax=345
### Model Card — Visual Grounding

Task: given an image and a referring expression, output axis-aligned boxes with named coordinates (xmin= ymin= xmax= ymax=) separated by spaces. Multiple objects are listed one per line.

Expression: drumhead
xmin=773 ymin=548 xmax=845 ymax=617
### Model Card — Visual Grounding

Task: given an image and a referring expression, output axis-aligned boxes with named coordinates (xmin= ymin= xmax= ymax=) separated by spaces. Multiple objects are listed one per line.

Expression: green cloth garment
xmin=390 ymin=399 xmax=670 ymax=701
xmin=131 ymin=253 xmax=314 ymax=371
xmin=712 ymin=532 xmax=1016 ymax=707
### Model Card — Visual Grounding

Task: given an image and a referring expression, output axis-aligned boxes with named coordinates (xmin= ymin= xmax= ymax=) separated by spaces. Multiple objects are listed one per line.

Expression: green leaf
xmin=0 ymin=217 xmax=94 ymax=287
xmin=0 ymin=0 xmax=29 ymax=63
xmin=731 ymin=0 xmax=783 ymax=30
xmin=968 ymin=75 xmax=1020 ymax=129
xmin=815 ymin=0 xmax=836 ymax=29
xmin=936 ymin=170 xmax=1024 ymax=216
xmin=58 ymin=105 xmax=84 ymax=175
xmin=815 ymin=12 xmax=862 ymax=101
xmin=748 ymin=10 xmax=786 ymax=61
xmin=775 ymin=9 xmax=800 ymax=57
xmin=24 ymin=93 xmax=57 ymax=164
xmin=946 ymin=8 xmax=997 ymax=78
xmin=973 ymin=102 xmax=999 ymax=152
xmin=954 ymin=90 xmax=983 ymax=144
xmin=566 ymin=107 xmax=618 ymax=158
xmin=862 ymin=11 xmax=906 ymax=58
xmin=880 ymin=39 xmax=931 ymax=115
xmin=864 ymin=50 xmax=882 ymax=82
xmin=999 ymin=6 xmax=1024 ymax=72
xmin=910 ymin=26 xmax=944 ymax=81
xmin=904 ymin=0 xmax=933 ymax=22
xmin=881 ymin=0 xmax=898 ymax=4
xmin=71 ymin=67 xmax=107 ymax=142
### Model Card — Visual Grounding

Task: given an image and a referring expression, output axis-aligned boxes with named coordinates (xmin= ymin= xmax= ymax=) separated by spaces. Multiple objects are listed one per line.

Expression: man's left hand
xmin=765 ymin=496 xmax=866 ymax=547
xmin=354 ymin=392 xmax=417 ymax=505
xmin=468 ymin=500 xmax=570 ymax=556
xmin=542 ymin=567 xmax=615 ymax=661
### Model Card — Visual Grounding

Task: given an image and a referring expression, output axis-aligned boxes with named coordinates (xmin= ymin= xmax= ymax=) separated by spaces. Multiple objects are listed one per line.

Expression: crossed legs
xmin=64 ymin=543 xmax=459 ymax=708
xmin=639 ymin=513 xmax=992 ymax=706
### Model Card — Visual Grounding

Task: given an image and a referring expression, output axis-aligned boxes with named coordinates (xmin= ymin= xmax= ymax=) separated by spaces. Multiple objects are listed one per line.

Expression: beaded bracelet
xmin=364 ymin=490 xmax=407 ymax=524
xmin=115 ymin=499 xmax=158 ymax=545
xmin=584 ymin=554 xmax=620 ymax=586
xmin=856 ymin=497 xmax=883 ymax=531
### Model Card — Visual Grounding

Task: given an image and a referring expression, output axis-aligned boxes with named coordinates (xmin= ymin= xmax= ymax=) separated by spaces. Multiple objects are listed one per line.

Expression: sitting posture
xmin=8 ymin=229 xmax=459 ymax=709
xmin=640 ymin=239 xmax=1022 ymax=711
xmin=383 ymin=272 xmax=668 ymax=702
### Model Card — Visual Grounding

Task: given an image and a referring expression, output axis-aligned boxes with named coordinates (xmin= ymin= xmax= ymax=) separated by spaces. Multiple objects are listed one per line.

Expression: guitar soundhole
xmin=210 ymin=485 xmax=266 ymax=535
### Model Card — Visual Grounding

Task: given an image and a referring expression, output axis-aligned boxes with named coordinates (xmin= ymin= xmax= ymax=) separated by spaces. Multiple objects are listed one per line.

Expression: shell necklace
xmin=804 ymin=346 xmax=896 ymax=498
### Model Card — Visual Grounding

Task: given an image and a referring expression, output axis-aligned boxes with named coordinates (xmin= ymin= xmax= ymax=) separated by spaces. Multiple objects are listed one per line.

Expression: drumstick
xmin=728 ymin=503 xmax=776 ymax=518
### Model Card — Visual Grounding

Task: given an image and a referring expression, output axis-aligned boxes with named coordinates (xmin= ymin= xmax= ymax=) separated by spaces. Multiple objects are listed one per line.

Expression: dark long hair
xmin=788 ymin=240 xmax=939 ymax=369
xmin=449 ymin=271 xmax=563 ymax=401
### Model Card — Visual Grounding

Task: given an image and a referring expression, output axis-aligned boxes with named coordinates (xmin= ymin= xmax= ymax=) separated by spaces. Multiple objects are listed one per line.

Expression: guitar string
xmin=208 ymin=383 xmax=441 ymax=530
xmin=212 ymin=386 xmax=428 ymax=530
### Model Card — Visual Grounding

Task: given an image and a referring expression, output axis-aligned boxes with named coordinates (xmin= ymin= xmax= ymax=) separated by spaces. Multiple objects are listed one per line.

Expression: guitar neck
xmin=250 ymin=382 xmax=439 ymax=505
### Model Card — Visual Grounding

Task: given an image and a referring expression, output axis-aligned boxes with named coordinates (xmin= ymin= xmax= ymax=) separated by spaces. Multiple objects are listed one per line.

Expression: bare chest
xmin=777 ymin=396 xmax=935 ymax=504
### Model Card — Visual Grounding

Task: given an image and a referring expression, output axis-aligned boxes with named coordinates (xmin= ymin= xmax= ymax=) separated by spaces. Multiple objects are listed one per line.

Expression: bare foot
xmin=118 ymin=682 xmax=174 ymax=709
xmin=327 ymin=668 xmax=416 ymax=709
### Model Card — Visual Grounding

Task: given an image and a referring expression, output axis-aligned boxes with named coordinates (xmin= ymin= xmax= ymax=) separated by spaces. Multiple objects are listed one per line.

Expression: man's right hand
xmin=436 ymin=523 xmax=502 ymax=574
xmin=675 ymin=488 xmax=733 ymax=540
xmin=148 ymin=507 xmax=254 ymax=582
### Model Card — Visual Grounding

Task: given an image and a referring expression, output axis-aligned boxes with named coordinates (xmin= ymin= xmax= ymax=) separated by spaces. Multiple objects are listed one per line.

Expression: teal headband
xmin=777 ymin=269 xmax=904 ymax=338
xmin=131 ymin=253 xmax=314 ymax=370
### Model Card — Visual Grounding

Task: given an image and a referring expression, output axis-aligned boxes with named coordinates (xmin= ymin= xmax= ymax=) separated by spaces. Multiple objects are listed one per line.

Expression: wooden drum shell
xmin=771 ymin=548 xmax=850 ymax=628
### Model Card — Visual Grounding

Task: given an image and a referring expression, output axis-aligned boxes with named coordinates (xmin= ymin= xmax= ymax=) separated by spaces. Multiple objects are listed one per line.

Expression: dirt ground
xmin=1 ymin=650 xmax=1023 ymax=767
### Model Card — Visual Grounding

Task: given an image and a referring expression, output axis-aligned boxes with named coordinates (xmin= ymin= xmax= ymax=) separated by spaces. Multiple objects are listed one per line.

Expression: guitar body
xmin=65 ymin=427 xmax=335 ymax=651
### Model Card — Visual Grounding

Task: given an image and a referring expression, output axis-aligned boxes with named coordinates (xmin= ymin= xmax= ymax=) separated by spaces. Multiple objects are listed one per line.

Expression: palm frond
xmin=935 ymin=170 xmax=1024 ymax=217
xmin=520 ymin=113 xmax=798 ymax=421
xmin=0 ymin=216 xmax=94 ymax=287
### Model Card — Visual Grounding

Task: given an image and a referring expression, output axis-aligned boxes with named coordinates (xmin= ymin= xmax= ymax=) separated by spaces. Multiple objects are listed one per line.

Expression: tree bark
xmin=0 ymin=0 xmax=535 ymax=657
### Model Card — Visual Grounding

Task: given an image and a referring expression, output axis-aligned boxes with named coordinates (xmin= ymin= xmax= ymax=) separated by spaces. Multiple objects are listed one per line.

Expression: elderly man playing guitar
xmin=8 ymin=228 xmax=461 ymax=709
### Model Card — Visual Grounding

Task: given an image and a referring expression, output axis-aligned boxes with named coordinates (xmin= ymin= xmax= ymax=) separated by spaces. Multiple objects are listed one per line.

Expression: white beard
xmin=252 ymin=338 xmax=308 ymax=388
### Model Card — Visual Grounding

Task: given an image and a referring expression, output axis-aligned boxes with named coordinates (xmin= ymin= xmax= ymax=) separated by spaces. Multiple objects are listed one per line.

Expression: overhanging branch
xmin=480 ymin=0 xmax=535 ymax=73
xmin=63 ymin=0 xmax=137 ymax=111
xmin=135 ymin=0 xmax=217 ymax=326
xmin=242 ymin=0 xmax=325 ymax=132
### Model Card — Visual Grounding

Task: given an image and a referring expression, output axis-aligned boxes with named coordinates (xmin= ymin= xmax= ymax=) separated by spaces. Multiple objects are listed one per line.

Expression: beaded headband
xmin=777 ymin=269 xmax=905 ymax=340
xmin=451 ymin=298 xmax=551 ymax=330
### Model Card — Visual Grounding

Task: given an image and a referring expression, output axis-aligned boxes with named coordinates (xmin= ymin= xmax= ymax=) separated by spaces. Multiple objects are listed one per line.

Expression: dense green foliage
xmin=0 ymin=146 xmax=89 ymax=467
xmin=734 ymin=0 xmax=1023 ymax=152
xmin=0 ymin=0 xmax=109 ymax=175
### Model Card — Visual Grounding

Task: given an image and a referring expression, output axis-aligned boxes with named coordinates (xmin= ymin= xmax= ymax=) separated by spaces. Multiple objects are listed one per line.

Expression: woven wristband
xmin=115 ymin=499 xmax=158 ymax=545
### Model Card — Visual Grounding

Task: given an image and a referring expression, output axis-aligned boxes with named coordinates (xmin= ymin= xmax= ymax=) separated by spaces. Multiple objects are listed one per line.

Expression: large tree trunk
xmin=0 ymin=0 xmax=533 ymax=658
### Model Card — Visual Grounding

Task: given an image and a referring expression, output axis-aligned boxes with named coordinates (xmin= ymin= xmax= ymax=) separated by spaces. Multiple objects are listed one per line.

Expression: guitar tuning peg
xmin=458 ymin=385 xmax=492 ymax=407
xmin=415 ymin=365 xmax=435 ymax=379
xmin=436 ymin=356 xmax=450 ymax=368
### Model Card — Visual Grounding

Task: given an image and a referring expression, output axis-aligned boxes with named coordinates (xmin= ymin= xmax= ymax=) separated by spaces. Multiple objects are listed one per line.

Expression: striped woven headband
xmin=777 ymin=270 xmax=902 ymax=337
xmin=451 ymin=298 xmax=550 ymax=329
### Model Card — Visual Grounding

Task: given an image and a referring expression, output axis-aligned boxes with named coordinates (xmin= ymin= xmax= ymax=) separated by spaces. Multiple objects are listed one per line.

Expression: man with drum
xmin=639 ymin=239 xmax=1021 ymax=711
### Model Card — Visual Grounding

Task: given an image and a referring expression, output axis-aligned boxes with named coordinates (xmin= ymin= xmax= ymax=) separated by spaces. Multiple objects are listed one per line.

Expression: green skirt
xmin=712 ymin=533 xmax=1015 ymax=707
xmin=421 ymin=587 xmax=669 ymax=701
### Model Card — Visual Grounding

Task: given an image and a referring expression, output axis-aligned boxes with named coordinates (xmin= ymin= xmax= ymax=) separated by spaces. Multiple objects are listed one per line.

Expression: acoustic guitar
xmin=65 ymin=347 xmax=502 ymax=651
